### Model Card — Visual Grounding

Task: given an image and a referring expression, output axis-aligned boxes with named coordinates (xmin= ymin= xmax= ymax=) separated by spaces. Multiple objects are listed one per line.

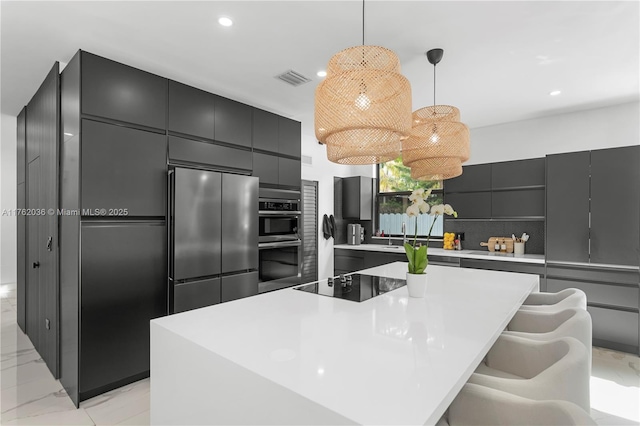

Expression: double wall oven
xmin=258 ymin=197 xmax=302 ymax=293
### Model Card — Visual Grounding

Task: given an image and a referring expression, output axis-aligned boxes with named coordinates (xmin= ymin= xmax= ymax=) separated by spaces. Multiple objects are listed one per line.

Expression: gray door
xmin=25 ymin=63 xmax=60 ymax=378
xmin=546 ymin=151 xmax=590 ymax=263
xmin=173 ymin=168 xmax=221 ymax=280
xmin=301 ymin=180 xmax=318 ymax=283
xmin=590 ymin=146 xmax=640 ymax=266
xmin=221 ymin=174 xmax=258 ymax=273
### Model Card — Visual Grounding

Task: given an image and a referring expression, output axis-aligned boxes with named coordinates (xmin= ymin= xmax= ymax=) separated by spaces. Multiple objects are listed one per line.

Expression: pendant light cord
xmin=433 ymin=63 xmax=437 ymax=107
xmin=362 ymin=0 xmax=365 ymax=45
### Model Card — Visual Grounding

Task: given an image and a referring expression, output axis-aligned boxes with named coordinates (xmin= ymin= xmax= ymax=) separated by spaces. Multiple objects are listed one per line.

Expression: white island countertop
xmin=335 ymin=244 xmax=546 ymax=264
xmin=150 ymin=262 xmax=539 ymax=425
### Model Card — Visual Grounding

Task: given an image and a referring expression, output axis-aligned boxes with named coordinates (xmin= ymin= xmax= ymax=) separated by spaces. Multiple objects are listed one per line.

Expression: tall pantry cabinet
xmin=546 ymin=146 xmax=640 ymax=354
xmin=60 ymin=51 xmax=167 ymax=405
xmin=16 ymin=63 xmax=61 ymax=379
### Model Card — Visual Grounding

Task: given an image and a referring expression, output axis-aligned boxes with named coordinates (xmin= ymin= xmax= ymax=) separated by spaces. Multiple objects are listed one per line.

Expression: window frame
xmin=375 ymin=161 xmax=445 ymax=238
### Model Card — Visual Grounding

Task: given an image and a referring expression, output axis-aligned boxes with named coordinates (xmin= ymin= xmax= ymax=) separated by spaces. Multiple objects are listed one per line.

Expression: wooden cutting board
xmin=480 ymin=237 xmax=514 ymax=253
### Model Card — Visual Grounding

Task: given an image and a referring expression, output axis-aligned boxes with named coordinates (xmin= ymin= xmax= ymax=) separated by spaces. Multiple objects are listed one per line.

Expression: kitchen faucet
xmin=402 ymin=222 xmax=407 ymax=244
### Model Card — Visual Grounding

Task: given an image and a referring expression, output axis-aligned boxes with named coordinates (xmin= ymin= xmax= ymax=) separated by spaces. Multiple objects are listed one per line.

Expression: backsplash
xmin=443 ymin=220 xmax=545 ymax=254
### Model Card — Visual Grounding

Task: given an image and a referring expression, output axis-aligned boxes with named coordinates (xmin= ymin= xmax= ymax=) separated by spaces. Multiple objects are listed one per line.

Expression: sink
xmin=368 ymin=244 xmax=403 ymax=250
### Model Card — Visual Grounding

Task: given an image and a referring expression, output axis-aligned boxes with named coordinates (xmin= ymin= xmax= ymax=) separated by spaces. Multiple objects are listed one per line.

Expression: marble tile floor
xmin=1 ymin=281 xmax=639 ymax=425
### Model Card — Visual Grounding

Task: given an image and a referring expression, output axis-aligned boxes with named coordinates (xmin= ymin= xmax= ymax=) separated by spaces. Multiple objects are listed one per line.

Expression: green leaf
xmin=414 ymin=245 xmax=428 ymax=274
xmin=404 ymin=243 xmax=415 ymax=273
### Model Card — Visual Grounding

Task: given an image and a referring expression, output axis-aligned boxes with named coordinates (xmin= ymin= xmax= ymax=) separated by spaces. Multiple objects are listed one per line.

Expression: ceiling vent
xmin=275 ymin=70 xmax=312 ymax=87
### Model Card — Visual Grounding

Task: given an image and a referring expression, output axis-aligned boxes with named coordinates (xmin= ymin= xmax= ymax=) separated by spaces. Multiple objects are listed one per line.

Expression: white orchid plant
xmin=404 ymin=189 xmax=458 ymax=274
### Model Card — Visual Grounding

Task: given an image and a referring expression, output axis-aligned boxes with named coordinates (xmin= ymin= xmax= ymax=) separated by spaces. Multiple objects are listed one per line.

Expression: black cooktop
xmin=295 ymin=274 xmax=406 ymax=302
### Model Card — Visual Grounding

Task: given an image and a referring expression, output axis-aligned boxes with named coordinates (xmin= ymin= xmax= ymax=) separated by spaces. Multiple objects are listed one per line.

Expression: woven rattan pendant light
xmin=315 ymin=1 xmax=412 ymax=165
xmin=401 ymin=49 xmax=470 ymax=180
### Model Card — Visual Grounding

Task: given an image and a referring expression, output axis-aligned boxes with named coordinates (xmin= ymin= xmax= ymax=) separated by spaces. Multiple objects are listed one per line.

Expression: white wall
xmin=300 ymin=125 xmax=374 ymax=280
xmin=468 ymin=101 xmax=640 ymax=164
xmin=1 ymin=113 xmax=18 ymax=284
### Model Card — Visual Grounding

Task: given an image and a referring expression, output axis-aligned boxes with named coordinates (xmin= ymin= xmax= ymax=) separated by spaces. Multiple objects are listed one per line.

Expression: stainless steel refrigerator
xmin=169 ymin=167 xmax=258 ymax=313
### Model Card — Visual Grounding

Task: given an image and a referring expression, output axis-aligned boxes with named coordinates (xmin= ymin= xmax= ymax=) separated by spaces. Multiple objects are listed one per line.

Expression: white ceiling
xmin=1 ymin=1 xmax=638 ymax=131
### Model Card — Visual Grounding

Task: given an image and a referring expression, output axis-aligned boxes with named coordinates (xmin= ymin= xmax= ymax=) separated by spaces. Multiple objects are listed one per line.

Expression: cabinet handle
xmin=33 ymin=261 xmax=40 ymax=269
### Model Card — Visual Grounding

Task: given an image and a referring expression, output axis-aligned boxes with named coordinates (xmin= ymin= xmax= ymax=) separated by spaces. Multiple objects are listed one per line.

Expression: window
xmin=376 ymin=157 xmax=444 ymax=238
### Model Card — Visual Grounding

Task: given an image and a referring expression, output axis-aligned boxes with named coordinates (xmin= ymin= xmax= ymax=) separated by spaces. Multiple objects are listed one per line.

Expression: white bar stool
xmin=436 ymin=383 xmax=597 ymax=425
xmin=468 ymin=335 xmax=591 ymax=412
xmin=519 ymin=288 xmax=587 ymax=312
xmin=503 ymin=307 xmax=592 ymax=373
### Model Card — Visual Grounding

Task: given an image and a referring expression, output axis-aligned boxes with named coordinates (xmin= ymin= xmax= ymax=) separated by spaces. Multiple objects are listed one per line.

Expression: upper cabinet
xmin=252 ymin=109 xmax=279 ymax=153
xmin=491 ymin=158 xmax=545 ymax=218
xmin=546 ymin=146 xmax=640 ymax=267
xmin=168 ymin=81 xmax=215 ymax=140
xmin=342 ymin=176 xmax=373 ymax=220
xmin=279 ymin=117 xmax=301 ymax=158
xmin=444 ymin=159 xmax=545 ymax=219
xmin=252 ymin=108 xmax=301 ymax=189
xmin=81 ymin=52 xmax=167 ymax=129
xmin=81 ymin=119 xmax=167 ymax=217
xmin=444 ymin=164 xmax=492 ymax=219
xmin=252 ymin=108 xmax=301 ymax=158
xmin=214 ymin=96 xmax=252 ymax=148
xmin=491 ymin=158 xmax=545 ymax=189
xmin=445 ymin=164 xmax=491 ymax=192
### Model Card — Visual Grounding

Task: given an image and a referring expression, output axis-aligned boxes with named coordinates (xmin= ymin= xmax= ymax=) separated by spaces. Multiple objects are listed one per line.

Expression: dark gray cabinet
xmin=253 ymin=152 xmax=279 ymax=185
xmin=252 ymin=110 xmax=301 ymax=189
xmin=546 ymin=264 xmax=639 ymax=354
xmin=590 ymin=146 xmax=640 ymax=266
xmin=82 ymin=52 xmax=167 ymax=129
xmin=17 ymin=108 xmax=26 ymax=332
xmin=214 ymin=96 xmax=252 ymax=148
xmin=80 ymin=223 xmax=166 ymax=399
xmin=252 ymin=153 xmax=300 ymax=188
xmin=588 ymin=306 xmax=639 ymax=353
xmin=445 ymin=164 xmax=491 ymax=192
xmin=168 ymin=136 xmax=251 ymax=171
xmin=461 ymin=258 xmax=545 ymax=290
xmin=491 ymin=158 xmax=545 ymax=189
xmin=279 ymin=117 xmax=301 ymax=158
xmin=279 ymin=157 xmax=301 ymax=188
xmin=252 ymin=110 xmax=301 ymax=158
xmin=24 ymin=63 xmax=60 ymax=379
xmin=492 ymin=188 xmax=545 ymax=218
xmin=334 ymin=249 xmax=461 ymax=276
xmin=445 ymin=159 xmax=545 ymax=219
xmin=252 ymin=109 xmax=279 ymax=153
xmin=81 ymin=120 xmax=166 ymax=217
xmin=546 ymin=151 xmax=591 ymax=263
xmin=546 ymin=147 xmax=640 ymax=266
xmin=168 ymin=81 xmax=215 ymax=140
xmin=342 ymin=176 xmax=373 ymax=220
xmin=445 ymin=192 xmax=491 ymax=219
xmin=334 ymin=249 xmax=365 ymax=276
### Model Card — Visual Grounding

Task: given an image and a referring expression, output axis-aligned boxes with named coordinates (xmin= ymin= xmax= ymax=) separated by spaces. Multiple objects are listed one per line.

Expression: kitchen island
xmin=150 ymin=262 xmax=538 ymax=425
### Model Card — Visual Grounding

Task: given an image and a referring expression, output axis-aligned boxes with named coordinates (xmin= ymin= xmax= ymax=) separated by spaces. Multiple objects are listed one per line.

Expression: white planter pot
xmin=406 ymin=272 xmax=428 ymax=298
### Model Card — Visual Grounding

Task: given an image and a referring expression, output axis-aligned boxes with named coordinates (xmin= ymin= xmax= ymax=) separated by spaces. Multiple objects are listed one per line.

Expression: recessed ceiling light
xmin=218 ymin=17 xmax=233 ymax=27
xmin=317 ymin=70 xmax=327 ymax=77
xmin=549 ymin=90 xmax=562 ymax=96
